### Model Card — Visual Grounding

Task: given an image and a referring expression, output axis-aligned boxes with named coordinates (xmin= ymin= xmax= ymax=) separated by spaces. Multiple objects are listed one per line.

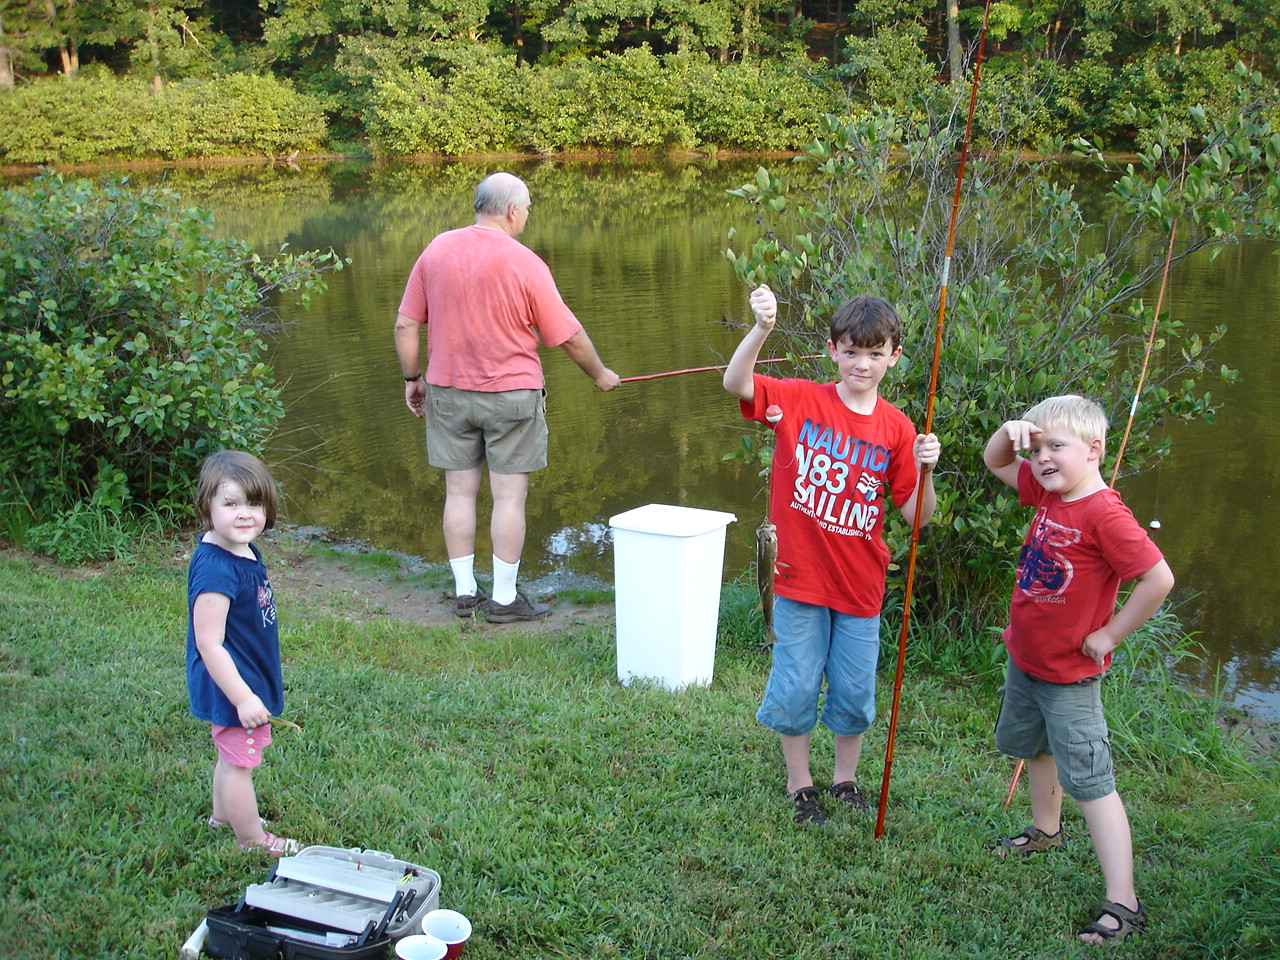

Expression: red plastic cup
xmin=421 ymin=909 xmax=471 ymax=958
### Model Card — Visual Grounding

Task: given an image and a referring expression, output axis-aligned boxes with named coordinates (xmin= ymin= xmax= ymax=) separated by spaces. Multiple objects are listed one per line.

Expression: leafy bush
xmin=678 ymin=54 xmax=836 ymax=152
xmin=367 ymin=59 xmax=522 ymax=157
xmin=0 ymin=78 xmax=140 ymax=163
xmin=723 ymin=63 xmax=1280 ymax=637
xmin=366 ymin=49 xmax=837 ymax=156
xmin=0 ymin=173 xmax=344 ymax=517
xmin=0 ymin=73 xmax=328 ymax=163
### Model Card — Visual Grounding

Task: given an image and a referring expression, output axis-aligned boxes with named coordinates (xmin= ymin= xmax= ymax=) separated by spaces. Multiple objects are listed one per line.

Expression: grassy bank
xmin=0 ymin=543 xmax=1275 ymax=959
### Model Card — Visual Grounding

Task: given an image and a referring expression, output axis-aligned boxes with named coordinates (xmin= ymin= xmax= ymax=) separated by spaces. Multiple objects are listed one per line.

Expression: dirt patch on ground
xmin=263 ymin=528 xmax=616 ymax=636
xmin=1217 ymin=710 xmax=1280 ymax=764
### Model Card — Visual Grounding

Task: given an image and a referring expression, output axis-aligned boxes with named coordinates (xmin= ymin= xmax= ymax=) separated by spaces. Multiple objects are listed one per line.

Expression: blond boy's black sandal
xmin=1078 ymin=900 xmax=1146 ymax=942
xmin=996 ymin=824 xmax=1065 ymax=857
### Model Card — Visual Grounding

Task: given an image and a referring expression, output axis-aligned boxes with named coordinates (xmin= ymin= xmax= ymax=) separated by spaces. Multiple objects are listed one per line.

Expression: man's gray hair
xmin=474 ymin=173 xmax=528 ymax=216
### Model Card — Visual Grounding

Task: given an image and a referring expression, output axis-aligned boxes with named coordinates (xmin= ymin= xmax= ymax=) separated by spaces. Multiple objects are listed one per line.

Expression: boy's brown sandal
xmin=996 ymin=824 xmax=1065 ymax=857
xmin=1078 ymin=900 xmax=1146 ymax=943
xmin=788 ymin=786 xmax=827 ymax=826
xmin=828 ymin=780 xmax=871 ymax=813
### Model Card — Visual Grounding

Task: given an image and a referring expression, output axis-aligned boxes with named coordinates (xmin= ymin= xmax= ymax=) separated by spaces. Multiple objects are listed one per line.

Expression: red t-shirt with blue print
xmin=1003 ymin=460 xmax=1165 ymax=683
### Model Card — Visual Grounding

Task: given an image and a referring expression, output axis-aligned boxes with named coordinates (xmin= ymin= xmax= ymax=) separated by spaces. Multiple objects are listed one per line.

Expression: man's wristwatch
xmin=404 ymin=373 xmax=423 ymax=382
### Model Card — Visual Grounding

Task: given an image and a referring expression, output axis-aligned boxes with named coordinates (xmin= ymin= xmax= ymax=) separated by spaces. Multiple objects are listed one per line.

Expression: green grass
xmin=0 ymin=549 xmax=1276 ymax=959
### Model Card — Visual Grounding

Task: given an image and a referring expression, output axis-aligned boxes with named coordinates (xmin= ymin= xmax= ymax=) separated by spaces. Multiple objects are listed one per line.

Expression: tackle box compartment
xmin=205 ymin=846 xmax=441 ymax=960
xmin=246 ymin=846 xmax=439 ymax=936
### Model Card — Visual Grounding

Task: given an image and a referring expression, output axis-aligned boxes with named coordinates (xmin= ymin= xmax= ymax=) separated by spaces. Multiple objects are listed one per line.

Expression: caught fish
xmin=756 ymin=517 xmax=778 ymax=645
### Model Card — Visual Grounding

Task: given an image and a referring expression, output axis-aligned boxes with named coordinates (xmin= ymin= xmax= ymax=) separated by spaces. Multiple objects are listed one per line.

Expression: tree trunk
xmin=946 ymin=0 xmax=962 ymax=86
xmin=0 ymin=11 xmax=9 ymax=89
xmin=149 ymin=6 xmax=164 ymax=92
xmin=60 ymin=42 xmax=80 ymax=78
xmin=62 ymin=0 xmax=79 ymax=77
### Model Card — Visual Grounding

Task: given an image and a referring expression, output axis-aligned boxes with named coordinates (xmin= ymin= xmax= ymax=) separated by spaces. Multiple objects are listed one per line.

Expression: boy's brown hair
xmin=194 ymin=450 xmax=279 ymax=530
xmin=829 ymin=294 xmax=905 ymax=350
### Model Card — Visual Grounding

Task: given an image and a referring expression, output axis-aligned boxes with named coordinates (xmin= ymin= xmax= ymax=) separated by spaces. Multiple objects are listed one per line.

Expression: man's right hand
xmin=405 ymin=378 xmax=426 ymax=418
xmin=596 ymin=368 xmax=621 ymax=391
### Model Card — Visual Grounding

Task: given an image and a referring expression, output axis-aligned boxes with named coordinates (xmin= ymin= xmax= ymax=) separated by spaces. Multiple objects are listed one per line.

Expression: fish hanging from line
xmin=756 ymin=517 xmax=778 ymax=645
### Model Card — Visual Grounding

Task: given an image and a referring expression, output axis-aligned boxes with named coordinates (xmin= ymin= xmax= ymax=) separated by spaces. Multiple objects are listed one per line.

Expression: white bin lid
xmin=609 ymin=503 xmax=736 ymax=537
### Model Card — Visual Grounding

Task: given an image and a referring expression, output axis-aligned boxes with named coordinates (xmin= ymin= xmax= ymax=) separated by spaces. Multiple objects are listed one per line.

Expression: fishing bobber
xmin=766 ymin=405 xmax=783 ymax=423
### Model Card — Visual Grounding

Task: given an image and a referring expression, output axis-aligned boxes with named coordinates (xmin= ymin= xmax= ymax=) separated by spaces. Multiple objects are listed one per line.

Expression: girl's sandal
xmin=208 ymin=815 xmax=269 ymax=830
xmin=996 ymin=824 xmax=1065 ymax=857
xmin=1078 ymin=900 xmax=1146 ymax=943
xmin=236 ymin=832 xmax=300 ymax=857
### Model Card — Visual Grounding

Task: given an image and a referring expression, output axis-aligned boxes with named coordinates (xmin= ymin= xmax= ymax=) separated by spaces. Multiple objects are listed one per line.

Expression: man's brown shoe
xmin=486 ymin=591 xmax=551 ymax=623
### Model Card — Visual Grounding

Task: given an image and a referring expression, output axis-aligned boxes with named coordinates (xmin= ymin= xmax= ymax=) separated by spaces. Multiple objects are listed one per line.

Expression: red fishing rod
xmin=875 ymin=0 xmax=995 ymax=839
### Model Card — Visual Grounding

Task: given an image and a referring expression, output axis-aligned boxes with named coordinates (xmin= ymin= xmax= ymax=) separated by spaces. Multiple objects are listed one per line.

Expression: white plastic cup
xmin=395 ymin=934 xmax=448 ymax=960
xmin=421 ymin=909 xmax=472 ymax=958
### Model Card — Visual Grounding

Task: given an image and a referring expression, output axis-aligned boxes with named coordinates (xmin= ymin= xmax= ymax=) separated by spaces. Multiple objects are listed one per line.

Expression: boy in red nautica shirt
xmin=985 ymin=394 xmax=1174 ymax=945
xmin=723 ymin=284 xmax=940 ymax=827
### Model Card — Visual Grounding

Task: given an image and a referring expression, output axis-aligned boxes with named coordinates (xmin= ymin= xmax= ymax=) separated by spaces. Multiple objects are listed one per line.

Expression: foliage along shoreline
xmin=3 ymin=0 xmax=1279 ymax=165
xmin=1 ymin=146 xmax=1151 ymax=179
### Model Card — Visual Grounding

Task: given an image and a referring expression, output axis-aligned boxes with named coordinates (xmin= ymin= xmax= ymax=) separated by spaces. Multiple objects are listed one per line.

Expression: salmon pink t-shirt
xmin=398 ymin=225 xmax=583 ymax=392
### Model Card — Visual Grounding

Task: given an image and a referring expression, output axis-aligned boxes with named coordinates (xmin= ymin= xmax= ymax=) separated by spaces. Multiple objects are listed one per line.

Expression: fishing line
xmin=620 ymin=355 xmax=823 ymax=383
xmin=1002 ymin=145 xmax=1189 ymax=808
xmin=875 ymin=0 xmax=995 ymax=840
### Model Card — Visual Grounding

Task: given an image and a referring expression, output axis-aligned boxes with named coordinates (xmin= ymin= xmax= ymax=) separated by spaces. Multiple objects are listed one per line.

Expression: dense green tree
xmin=1 ymin=0 xmax=58 ymax=87
xmin=2 ymin=0 xmax=1279 ymax=152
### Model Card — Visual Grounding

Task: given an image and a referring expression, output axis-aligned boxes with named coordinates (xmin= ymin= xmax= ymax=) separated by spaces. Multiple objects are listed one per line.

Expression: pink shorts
xmin=211 ymin=723 xmax=273 ymax=768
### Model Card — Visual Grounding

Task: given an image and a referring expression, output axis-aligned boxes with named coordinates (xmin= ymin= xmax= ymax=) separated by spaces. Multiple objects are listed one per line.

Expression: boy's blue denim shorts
xmin=756 ymin=596 xmax=880 ymax=738
xmin=994 ymin=659 xmax=1116 ymax=801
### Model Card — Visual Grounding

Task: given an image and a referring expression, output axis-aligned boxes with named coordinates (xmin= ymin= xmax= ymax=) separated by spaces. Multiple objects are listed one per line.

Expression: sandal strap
xmin=1098 ymin=900 xmax=1146 ymax=927
xmin=1080 ymin=900 xmax=1145 ymax=941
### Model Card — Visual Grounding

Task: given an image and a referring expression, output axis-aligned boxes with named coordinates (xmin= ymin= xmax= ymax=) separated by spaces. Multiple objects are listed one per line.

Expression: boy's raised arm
xmin=984 ymin=419 xmax=1040 ymax=489
xmin=723 ymin=285 xmax=778 ymax=402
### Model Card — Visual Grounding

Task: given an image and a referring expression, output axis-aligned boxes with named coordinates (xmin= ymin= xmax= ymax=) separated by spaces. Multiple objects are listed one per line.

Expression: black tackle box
xmin=205 ymin=846 xmax=441 ymax=960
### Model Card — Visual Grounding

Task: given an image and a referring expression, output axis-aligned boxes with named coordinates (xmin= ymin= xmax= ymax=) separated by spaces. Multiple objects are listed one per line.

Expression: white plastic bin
xmin=609 ymin=503 xmax=736 ymax=690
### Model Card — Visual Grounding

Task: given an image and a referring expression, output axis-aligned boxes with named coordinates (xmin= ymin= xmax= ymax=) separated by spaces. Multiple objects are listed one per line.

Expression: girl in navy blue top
xmin=186 ymin=450 xmax=299 ymax=857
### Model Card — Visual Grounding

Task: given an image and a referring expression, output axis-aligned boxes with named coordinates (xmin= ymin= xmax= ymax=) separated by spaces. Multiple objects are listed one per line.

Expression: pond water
xmin=116 ymin=159 xmax=1279 ymax=718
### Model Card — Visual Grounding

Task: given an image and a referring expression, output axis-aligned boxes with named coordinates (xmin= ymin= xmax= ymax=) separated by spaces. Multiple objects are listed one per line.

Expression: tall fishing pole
xmin=1003 ymin=145 xmax=1190 ymax=809
xmin=875 ymin=0 xmax=995 ymax=839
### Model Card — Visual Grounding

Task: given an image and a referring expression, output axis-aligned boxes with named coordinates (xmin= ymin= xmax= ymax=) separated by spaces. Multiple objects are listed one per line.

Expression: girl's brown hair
xmin=193 ymin=450 xmax=279 ymax=530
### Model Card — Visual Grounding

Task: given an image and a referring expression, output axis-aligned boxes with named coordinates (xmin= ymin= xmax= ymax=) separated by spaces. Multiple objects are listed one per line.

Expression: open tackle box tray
xmin=206 ymin=846 xmax=441 ymax=960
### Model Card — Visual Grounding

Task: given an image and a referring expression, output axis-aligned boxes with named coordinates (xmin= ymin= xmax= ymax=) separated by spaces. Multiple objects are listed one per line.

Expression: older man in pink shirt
xmin=395 ymin=172 xmax=619 ymax=623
